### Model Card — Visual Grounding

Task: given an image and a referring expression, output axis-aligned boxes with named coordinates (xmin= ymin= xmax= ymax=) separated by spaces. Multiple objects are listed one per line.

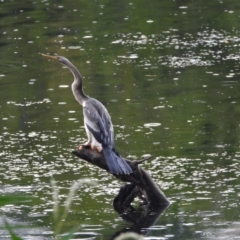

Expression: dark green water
xmin=1 ymin=0 xmax=240 ymax=239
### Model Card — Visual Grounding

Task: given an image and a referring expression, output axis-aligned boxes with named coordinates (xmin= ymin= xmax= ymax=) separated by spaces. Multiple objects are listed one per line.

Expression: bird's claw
xmin=78 ymin=144 xmax=90 ymax=150
xmin=78 ymin=144 xmax=102 ymax=153
xmin=95 ymin=146 xmax=103 ymax=153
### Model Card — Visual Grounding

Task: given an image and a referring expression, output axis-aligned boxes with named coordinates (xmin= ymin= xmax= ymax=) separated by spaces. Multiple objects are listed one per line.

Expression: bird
xmin=42 ymin=54 xmax=133 ymax=175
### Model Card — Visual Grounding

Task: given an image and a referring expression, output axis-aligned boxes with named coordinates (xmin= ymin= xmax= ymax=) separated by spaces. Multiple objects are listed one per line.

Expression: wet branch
xmin=72 ymin=146 xmax=170 ymax=209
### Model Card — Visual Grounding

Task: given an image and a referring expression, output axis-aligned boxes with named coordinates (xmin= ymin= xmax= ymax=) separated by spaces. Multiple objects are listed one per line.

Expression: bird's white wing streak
xmin=83 ymin=101 xmax=112 ymax=146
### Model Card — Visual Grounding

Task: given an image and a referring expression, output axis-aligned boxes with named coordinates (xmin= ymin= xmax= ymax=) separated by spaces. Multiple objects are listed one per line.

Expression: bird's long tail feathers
xmin=102 ymin=146 xmax=132 ymax=175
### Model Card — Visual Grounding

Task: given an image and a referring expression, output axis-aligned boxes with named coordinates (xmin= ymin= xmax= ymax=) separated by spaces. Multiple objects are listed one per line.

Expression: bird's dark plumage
xmin=84 ymin=98 xmax=132 ymax=174
xmin=42 ymin=54 xmax=132 ymax=175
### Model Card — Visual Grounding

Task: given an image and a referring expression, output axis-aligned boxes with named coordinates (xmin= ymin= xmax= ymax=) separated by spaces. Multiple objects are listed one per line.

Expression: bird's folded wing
xmin=83 ymin=103 xmax=113 ymax=147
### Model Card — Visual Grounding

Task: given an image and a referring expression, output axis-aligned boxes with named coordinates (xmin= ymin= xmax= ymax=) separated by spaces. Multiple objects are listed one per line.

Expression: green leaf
xmin=57 ymin=226 xmax=81 ymax=240
xmin=4 ymin=219 xmax=24 ymax=240
xmin=0 ymin=195 xmax=32 ymax=207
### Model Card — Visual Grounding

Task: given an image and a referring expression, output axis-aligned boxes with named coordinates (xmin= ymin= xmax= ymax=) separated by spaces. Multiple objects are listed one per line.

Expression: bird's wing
xmin=83 ymin=99 xmax=113 ymax=147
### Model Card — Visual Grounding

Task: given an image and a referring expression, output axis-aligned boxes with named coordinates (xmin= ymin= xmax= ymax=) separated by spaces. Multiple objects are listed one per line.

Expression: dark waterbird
xmin=42 ymin=54 xmax=132 ymax=175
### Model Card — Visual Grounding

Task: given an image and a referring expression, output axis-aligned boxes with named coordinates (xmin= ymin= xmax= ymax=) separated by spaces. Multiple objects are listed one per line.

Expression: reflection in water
xmin=111 ymin=180 xmax=169 ymax=240
xmin=7 ymin=99 xmax=51 ymax=107
xmin=111 ymin=30 xmax=240 ymax=68
xmin=112 ymin=205 xmax=168 ymax=240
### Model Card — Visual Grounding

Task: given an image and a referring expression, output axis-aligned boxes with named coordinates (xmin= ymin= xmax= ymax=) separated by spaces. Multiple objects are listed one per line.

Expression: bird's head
xmin=41 ymin=54 xmax=69 ymax=65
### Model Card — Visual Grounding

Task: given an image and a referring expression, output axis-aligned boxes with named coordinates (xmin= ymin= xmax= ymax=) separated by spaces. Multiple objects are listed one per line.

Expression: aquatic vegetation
xmin=51 ymin=178 xmax=96 ymax=239
xmin=1 ymin=178 xmax=147 ymax=239
xmin=1 ymin=179 xmax=97 ymax=240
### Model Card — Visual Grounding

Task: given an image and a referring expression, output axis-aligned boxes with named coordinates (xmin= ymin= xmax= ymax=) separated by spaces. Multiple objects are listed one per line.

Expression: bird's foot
xmin=89 ymin=145 xmax=102 ymax=153
xmin=78 ymin=143 xmax=91 ymax=150
xmin=78 ymin=144 xmax=102 ymax=153
xmin=95 ymin=146 xmax=103 ymax=153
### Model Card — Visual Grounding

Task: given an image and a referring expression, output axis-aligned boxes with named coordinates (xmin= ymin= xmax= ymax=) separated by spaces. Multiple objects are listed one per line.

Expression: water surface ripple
xmin=1 ymin=0 xmax=240 ymax=239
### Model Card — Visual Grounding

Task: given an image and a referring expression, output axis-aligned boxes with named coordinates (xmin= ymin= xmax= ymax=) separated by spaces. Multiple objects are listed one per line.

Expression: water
xmin=1 ymin=0 xmax=240 ymax=239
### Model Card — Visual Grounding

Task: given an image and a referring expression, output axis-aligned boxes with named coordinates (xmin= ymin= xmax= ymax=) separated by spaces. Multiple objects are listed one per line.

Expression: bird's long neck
xmin=67 ymin=62 xmax=88 ymax=106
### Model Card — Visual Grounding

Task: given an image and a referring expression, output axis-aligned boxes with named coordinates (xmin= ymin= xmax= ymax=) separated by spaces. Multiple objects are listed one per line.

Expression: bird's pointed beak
xmin=41 ymin=54 xmax=58 ymax=61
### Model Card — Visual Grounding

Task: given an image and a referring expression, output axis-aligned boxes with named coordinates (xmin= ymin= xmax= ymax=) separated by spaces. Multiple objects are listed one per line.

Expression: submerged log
xmin=72 ymin=146 xmax=170 ymax=208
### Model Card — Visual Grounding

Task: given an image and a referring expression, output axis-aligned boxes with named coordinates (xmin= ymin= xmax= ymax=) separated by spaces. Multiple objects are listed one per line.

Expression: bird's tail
xmin=102 ymin=146 xmax=132 ymax=175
